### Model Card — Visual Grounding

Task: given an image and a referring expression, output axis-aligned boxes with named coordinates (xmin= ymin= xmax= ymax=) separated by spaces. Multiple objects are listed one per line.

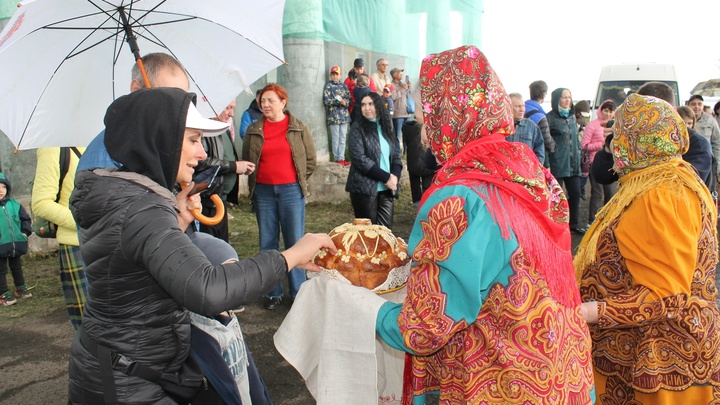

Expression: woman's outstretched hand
xmin=281 ymin=233 xmax=337 ymax=272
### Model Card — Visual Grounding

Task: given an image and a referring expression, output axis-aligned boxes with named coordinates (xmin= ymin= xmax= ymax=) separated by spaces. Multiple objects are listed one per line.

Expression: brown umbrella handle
xmin=191 ymin=194 xmax=225 ymax=226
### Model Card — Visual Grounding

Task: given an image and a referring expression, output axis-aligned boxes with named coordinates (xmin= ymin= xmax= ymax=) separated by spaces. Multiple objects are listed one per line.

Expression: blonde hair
xmin=356 ymin=74 xmax=370 ymax=88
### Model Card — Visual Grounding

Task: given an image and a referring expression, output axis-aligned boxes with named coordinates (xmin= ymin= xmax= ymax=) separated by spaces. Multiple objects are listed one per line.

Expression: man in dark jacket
xmin=525 ymin=80 xmax=555 ymax=166
xmin=402 ymin=120 xmax=437 ymax=207
xmin=239 ymin=90 xmax=262 ymax=139
xmin=198 ymin=99 xmax=255 ymax=242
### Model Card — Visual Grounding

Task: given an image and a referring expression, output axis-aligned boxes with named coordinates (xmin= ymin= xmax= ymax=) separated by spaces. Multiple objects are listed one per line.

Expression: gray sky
xmin=481 ymin=0 xmax=720 ymax=104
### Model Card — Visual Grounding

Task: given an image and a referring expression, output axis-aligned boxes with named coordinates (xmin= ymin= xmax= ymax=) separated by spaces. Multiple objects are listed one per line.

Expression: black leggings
xmin=349 ymin=190 xmax=395 ymax=229
xmin=556 ymin=176 xmax=582 ymax=229
xmin=0 ymin=255 xmax=24 ymax=293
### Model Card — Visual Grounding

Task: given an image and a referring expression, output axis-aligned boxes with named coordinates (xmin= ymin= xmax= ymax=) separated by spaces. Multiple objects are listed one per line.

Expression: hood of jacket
xmin=0 ymin=172 xmax=10 ymax=201
xmin=104 ymin=87 xmax=195 ymax=191
xmin=550 ymin=88 xmax=574 ymax=116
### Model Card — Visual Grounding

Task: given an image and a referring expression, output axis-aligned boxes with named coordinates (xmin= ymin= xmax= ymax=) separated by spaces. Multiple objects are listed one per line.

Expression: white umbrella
xmin=0 ymin=0 xmax=286 ymax=150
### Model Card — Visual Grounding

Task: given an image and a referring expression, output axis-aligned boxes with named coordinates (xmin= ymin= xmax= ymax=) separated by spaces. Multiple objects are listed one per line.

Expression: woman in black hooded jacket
xmin=68 ymin=88 xmax=334 ymax=404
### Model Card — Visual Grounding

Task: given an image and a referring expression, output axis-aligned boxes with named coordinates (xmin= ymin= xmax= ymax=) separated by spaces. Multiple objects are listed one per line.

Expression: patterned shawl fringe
xmin=574 ymin=159 xmax=716 ymax=280
xmin=477 ymin=184 xmax=580 ymax=308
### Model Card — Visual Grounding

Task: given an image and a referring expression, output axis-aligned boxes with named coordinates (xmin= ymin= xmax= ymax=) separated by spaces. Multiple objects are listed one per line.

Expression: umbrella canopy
xmin=0 ymin=0 xmax=285 ymax=150
xmin=690 ymin=79 xmax=720 ymax=98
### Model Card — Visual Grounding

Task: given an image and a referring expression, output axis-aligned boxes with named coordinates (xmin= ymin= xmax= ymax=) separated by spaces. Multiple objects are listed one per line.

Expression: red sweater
xmin=256 ymin=115 xmax=298 ymax=184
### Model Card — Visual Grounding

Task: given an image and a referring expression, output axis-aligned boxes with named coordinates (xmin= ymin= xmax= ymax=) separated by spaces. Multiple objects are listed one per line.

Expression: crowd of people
xmin=6 ymin=40 xmax=720 ymax=404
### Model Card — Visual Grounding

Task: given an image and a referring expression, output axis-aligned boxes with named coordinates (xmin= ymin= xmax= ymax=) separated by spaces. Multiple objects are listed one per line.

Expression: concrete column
xmin=426 ymin=0 xmax=451 ymax=54
xmin=0 ymin=134 xmax=36 ymax=197
xmin=278 ymin=37 xmax=330 ymax=162
xmin=405 ymin=13 xmax=422 ymax=79
xmin=461 ymin=0 xmax=484 ymax=48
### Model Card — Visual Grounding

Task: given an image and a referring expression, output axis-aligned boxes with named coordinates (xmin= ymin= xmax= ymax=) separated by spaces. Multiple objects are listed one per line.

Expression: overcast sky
xmin=480 ymin=0 xmax=720 ymax=104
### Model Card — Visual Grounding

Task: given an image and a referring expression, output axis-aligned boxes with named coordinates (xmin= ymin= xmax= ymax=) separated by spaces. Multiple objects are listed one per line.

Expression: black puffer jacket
xmin=68 ymin=170 xmax=287 ymax=404
xmin=402 ymin=120 xmax=436 ymax=177
xmin=67 ymin=88 xmax=288 ymax=404
xmin=345 ymin=121 xmax=403 ymax=196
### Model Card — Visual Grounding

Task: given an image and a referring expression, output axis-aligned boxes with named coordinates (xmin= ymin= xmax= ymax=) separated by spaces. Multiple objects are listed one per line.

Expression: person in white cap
xmin=67 ymin=87 xmax=335 ymax=404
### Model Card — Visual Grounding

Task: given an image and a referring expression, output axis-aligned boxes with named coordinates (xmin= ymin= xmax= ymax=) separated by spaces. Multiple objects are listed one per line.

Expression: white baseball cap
xmin=186 ymin=102 xmax=229 ymax=136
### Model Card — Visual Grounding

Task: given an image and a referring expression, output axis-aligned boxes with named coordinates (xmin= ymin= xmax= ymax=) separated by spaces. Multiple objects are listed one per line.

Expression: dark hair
xmin=688 ymin=94 xmax=704 ymax=103
xmin=529 ymin=80 xmax=547 ymax=101
xmin=714 ymin=101 xmax=720 ymax=116
xmin=599 ymin=100 xmax=616 ymax=111
xmin=132 ymin=53 xmax=187 ymax=88
xmin=348 ymin=69 xmax=357 ymax=80
xmin=637 ymin=82 xmax=675 ymax=105
xmin=574 ymin=100 xmax=590 ymax=113
xmin=358 ymin=92 xmax=394 ymax=147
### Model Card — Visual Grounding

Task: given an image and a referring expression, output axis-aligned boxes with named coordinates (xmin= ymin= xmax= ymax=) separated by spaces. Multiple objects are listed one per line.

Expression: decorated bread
xmin=313 ymin=218 xmax=410 ymax=290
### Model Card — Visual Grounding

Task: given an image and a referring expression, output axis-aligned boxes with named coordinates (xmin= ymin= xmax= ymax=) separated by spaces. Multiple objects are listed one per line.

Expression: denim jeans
xmin=329 ymin=123 xmax=349 ymax=162
xmin=252 ymin=182 xmax=306 ymax=299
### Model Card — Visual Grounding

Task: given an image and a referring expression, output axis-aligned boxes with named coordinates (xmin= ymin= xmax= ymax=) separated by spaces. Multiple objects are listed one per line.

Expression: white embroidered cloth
xmin=274 ymin=276 xmax=406 ymax=404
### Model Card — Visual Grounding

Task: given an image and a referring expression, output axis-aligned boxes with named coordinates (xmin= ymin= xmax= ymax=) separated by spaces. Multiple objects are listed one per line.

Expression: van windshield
xmin=594 ymin=80 xmax=680 ymax=108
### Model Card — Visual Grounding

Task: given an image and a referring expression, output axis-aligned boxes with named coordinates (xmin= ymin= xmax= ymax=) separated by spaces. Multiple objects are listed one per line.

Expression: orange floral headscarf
xmin=420 ymin=45 xmax=514 ymax=164
xmin=612 ymin=93 xmax=689 ymax=177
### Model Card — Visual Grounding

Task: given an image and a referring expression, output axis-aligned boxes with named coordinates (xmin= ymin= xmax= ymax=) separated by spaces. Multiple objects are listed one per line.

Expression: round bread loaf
xmin=314 ymin=218 xmax=410 ymax=290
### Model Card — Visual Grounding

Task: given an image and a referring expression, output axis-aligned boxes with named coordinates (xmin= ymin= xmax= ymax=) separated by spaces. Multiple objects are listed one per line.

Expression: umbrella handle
xmin=191 ymin=194 xmax=225 ymax=226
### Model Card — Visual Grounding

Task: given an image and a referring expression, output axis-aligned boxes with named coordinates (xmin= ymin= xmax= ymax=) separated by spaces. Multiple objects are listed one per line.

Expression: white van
xmin=593 ymin=64 xmax=680 ymax=116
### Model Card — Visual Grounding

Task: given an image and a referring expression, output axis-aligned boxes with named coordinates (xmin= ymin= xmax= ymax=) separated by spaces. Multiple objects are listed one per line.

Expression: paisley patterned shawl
xmin=574 ymin=92 xmax=720 ymax=399
xmin=419 ymin=45 xmax=580 ymax=307
xmin=575 ymin=93 xmax=712 ymax=274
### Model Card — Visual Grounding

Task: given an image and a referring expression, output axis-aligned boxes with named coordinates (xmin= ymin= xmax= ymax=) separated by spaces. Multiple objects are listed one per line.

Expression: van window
xmin=594 ymin=80 xmax=680 ymax=108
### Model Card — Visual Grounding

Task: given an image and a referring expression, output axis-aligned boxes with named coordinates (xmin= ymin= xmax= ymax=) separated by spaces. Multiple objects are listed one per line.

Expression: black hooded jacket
xmin=68 ymin=88 xmax=288 ymax=404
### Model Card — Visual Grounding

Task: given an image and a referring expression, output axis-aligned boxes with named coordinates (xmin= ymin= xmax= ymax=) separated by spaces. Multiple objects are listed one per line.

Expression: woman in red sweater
xmin=242 ymin=84 xmax=317 ymax=310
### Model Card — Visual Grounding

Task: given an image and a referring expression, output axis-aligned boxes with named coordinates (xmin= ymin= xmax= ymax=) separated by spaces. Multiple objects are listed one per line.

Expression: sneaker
xmin=264 ymin=296 xmax=282 ymax=310
xmin=231 ymin=306 xmax=245 ymax=314
xmin=1 ymin=291 xmax=17 ymax=306
xmin=337 ymin=159 xmax=351 ymax=167
xmin=15 ymin=285 xmax=33 ymax=299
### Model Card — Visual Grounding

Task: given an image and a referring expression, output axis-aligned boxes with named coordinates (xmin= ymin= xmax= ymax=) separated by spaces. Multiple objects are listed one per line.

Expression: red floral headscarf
xmin=420 ymin=45 xmax=514 ymax=164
